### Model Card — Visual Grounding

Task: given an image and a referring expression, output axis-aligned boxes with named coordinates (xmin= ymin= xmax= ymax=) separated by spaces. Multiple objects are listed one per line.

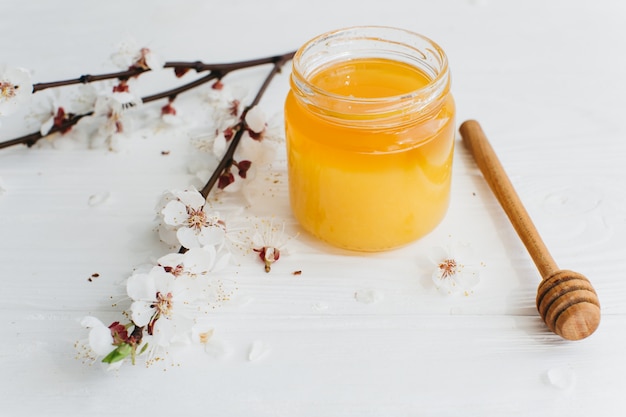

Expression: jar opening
xmin=290 ymin=26 xmax=450 ymax=126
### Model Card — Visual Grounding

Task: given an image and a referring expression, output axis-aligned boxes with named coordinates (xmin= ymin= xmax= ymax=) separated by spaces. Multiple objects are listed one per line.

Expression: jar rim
xmin=291 ymin=25 xmax=450 ymax=113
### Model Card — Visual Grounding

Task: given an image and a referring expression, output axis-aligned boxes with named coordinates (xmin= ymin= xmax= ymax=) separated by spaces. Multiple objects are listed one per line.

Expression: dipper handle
xmin=459 ymin=120 xmax=600 ymax=340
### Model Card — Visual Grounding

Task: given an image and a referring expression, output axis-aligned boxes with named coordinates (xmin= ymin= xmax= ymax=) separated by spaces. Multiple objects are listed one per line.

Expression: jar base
xmin=294 ymin=203 xmax=450 ymax=253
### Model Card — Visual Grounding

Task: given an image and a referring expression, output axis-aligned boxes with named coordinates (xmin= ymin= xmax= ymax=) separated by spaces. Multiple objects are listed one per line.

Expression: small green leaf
xmin=139 ymin=343 xmax=149 ymax=355
xmin=101 ymin=343 xmax=132 ymax=364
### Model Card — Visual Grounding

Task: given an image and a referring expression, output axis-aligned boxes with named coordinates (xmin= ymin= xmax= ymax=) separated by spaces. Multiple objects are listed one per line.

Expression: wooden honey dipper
xmin=459 ymin=120 xmax=600 ymax=341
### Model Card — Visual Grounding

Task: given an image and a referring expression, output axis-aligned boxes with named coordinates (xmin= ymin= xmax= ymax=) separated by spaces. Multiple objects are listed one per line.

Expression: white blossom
xmin=251 ymin=218 xmax=296 ymax=272
xmin=0 ymin=65 xmax=32 ymax=118
xmin=79 ymin=316 xmax=125 ymax=370
xmin=235 ymin=132 xmax=276 ymax=169
xmin=126 ymin=246 xmax=237 ymax=348
xmin=205 ymin=82 xmax=246 ymax=131
xmin=211 ymin=106 xmax=280 ymax=193
xmin=91 ymin=90 xmax=141 ymax=149
xmin=110 ymin=39 xmax=164 ymax=70
xmin=193 ymin=83 xmax=244 ymax=155
xmin=26 ymin=87 xmax=97 ymax=151
xmin=245 ymin=106 xmax=284 ymax=143
xmin=81 ymin=316 xmax=114 ymax=357
xmin=428 ymin=243 xmax=481 ymax=295
xmin=157 ymin=246 xmax=230 ymax=279
xmin=126 ymin=266 xmax=197 ymax=347
xmin=158 ymin=186 xmax=227 ymax=249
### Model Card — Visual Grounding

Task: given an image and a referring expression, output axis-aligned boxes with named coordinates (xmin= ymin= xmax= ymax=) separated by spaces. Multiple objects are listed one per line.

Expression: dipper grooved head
xmin=536 ymin=270 xmax=601 ymax=341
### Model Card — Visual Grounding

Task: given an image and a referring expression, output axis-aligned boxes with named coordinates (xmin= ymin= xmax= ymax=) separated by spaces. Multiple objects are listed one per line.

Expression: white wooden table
xmin=2 ymin=1 xmax=625 ymax=415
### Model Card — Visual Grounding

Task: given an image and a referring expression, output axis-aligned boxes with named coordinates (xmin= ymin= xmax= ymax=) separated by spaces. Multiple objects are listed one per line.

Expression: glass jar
xmin=284 ymin=26 xmax=455 ymax=251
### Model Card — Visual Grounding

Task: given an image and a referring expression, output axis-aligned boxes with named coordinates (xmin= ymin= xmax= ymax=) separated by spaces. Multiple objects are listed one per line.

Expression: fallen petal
xmin=248 ymin=340 xmax=271 ymax=362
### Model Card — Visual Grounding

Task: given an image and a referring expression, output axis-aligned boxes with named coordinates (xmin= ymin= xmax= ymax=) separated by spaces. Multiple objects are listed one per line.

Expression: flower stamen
xmin=438 ymin=258 xmax=458 ymax=280
xmin=187 ymin=207 xmax=208 ymax=230
xmin=0 ymin=81 xmax=18 ymax=100
xmin=163 ymin=263 xmax=184 ymax=277
xmin=154 ymin=291 xmax=174 ymax=318
xmin=254 ymin=246 xmax=280 ymax=273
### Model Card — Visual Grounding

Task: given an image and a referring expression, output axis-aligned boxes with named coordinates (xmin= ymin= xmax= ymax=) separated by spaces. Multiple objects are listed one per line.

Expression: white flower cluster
xmin=3 ymin=40 xmax=165 ymax=150
xmin=81 ymin=184 xmax=239 ymax=368
xmin=80 ymin=234 xmax=235 ymax=369
xmin=70 ymin=41 xmax=164 ymax=150
xmin=79 ymin=183 xmax=297 ymax=368
xmin=191 ymin=84 xmax=283 ymax=195
xmin=127 ymin=246 xmax=232 ymax=346
xmin=213 ymin=106 xmax=279 ymax=191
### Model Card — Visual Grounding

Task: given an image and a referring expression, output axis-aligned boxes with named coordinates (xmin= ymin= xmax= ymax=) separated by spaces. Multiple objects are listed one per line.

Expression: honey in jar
xmin=285 ymin=26 xmax=455 ymax=251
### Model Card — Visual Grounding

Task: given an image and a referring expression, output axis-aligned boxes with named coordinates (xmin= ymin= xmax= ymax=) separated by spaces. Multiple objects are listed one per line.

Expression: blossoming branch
xmin=2 ymin=41 xmax=297 ymax=369
xmin=0 ymin=44 xmax=294 ymax=149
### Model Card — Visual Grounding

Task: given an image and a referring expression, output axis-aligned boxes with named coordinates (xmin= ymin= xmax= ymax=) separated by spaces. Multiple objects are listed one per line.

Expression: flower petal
xmin=112 ymin=91 xmax=140 ymax=107
xmin=158 ymin=252 xmax=185 ymax=270
xmin=245 ymin=105 xmax=267 ymax=133
xmin=162 ymin=200 xmax=188 ymax=226
xmin=150 ymin=266 xmax=177 ymax=291
xmin=197 ymin=225 xmax=226 ymax=247
xmin=40 ymin=116 xmax=54 ymax=136
xmin=177 ymin=226 xmax=201 ymax=249
xmin=182 ymin=246 xmax=216 ymax=275
xmin=152 ymin=314 xmax=193 ymax=347
xmin=157 ymin=224 xmax=179 ymax=246
xmin=427 ymin=245 xmax=450 ymax=265
xmin=239 ymin=134 xmax=276 ymax=166
xmin=451 ymin=242 xmax=475 ymax=263
xmin=171 ymin=187 xmax=205 ymax=209
xmin=89 ymin=326 xmax=115 ymax=356
xmin=81 ymin=316 xmax=105 ymax=329
xmin=81 ymin=316 xmax=114 ymax=356
xmin=212 ymin=132 xmax=227 ymax=157
xmin=144 ymin=50 xmax=164 ymax=70
xmin=455 ymin=265 xmax=481 ymax=291
xmin=130 ymin=300 xmax=154 ymax=327
xmin=213 ymin=251 xmax=232 ymax=272
xmin=431 ymin=268 xmax=457 ymax=295
xmin=127 ymin=270 xmax=158 ymax=301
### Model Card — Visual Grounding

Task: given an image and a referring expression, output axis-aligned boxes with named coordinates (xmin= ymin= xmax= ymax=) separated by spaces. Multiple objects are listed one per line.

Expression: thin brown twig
xmin=142 ymin=72 xmax=218 ymax=104
xmin=32 ymin=52 xmax=295 ymax=92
